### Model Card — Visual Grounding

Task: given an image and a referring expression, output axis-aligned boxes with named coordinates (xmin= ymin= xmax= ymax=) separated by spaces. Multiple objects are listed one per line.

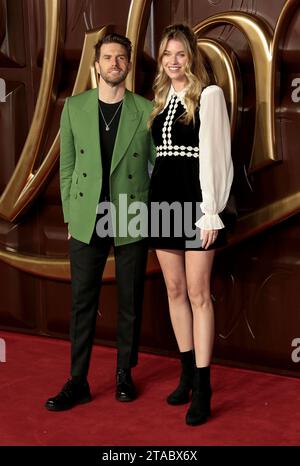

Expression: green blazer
xmin=60 ymin=88 xmax=156 ymax=246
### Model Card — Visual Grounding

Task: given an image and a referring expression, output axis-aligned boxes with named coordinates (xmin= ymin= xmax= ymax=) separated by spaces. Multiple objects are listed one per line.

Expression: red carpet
xmin=0 ymin=330 xmax=300 ymax=446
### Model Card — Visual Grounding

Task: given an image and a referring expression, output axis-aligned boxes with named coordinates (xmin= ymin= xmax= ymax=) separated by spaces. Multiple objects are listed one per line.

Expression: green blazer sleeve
xmin=148 ymin=100 xmax=156 ymax=165
xmin=149 ymin=134 xmax=156 ymax=165
xmin=59 ymin=98 xmax=75 ymax=223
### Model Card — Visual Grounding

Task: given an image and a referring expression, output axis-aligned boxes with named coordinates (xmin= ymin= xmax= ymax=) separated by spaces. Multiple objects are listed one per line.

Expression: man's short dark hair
xmin=94 ymin=33 xmax=132 ymax=62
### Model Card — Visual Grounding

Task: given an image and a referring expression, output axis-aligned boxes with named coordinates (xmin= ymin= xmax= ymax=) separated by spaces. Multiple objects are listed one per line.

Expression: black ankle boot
xmin=185 ymin=366 xmax=212 ymax=426
xmin=167 ymin=350 xmax=195 ymax=405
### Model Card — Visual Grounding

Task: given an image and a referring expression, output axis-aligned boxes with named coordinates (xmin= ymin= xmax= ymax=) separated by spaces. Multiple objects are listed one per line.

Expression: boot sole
xmin=45 ymin=396 xmax=92 ymax=411
xmin=167 ymin=397 xmax=190 ymax=406
xmin=186 ymin=411 xmax=211 ymax=426
xmin=115 ymin=394 xmax=137 ymax=402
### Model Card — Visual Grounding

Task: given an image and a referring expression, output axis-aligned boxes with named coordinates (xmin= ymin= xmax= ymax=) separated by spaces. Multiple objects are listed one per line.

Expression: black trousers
xmin=69 ymin=232 xmax=148 ymax=378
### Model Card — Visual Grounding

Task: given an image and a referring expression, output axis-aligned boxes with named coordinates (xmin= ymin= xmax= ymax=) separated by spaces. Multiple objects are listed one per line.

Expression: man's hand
xmin=68 ymin=231 xmax=71 ymax=240
xmin=201 ymin=229 xmax=218 ymax=249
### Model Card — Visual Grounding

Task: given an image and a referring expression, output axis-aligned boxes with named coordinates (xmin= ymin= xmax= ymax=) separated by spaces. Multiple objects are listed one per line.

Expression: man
xmin=45 ymin=33 xmax=155 ymax=411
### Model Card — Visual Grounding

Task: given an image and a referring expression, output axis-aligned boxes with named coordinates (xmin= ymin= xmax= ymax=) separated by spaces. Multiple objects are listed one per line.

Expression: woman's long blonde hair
xmin=148 ymin=24 xmax=209 ymax=127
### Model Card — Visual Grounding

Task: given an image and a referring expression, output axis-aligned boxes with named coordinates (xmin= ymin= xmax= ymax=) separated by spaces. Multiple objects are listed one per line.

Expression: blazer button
xmin=133 ymin=153 xmax=138 ymax=158
xmin=83 ymin=173 xmax=87 ymax=177
xmin=130 ymin=194 xmax=135 ymax=199
xmin=128 ymin=174 xmax=133 ymax=179
xmin=79 ymin=192 xmax=83 ymax=197
xmin=80 ymin=149 xmax=84 ymax=154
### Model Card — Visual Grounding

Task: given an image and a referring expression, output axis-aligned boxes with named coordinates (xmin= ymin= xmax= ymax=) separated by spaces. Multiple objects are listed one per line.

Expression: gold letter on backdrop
xmin=194 ymin=0 xmax=298 ymax=173
xmin=0 ymin=0 xmax=299 ymax=277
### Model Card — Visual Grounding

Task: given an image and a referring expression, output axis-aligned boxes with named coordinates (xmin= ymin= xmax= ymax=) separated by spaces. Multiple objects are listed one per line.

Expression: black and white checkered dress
xmin=149 ymin=89 xmax=229 ymax=250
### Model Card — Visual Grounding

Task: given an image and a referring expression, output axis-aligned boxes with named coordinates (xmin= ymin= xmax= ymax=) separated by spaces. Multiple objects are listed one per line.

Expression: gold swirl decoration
xmin=194 ymin=0 xmax=298 ymax=172
xmin=192 ymin=0 xmax=299 ymax=243
xmin=125 ymin=0 xmax=153 ymax=91
xmin=0 ymin=0 xmax=299 ymax=277
xmin=0 ymin=1 xmax=111 ymax=222
xmin=0 ymin=247 xmax=160 ymax=281
xmin=0 ymin=0 xmax=156 ymax=280
xmin=0 ymin=0 xmax=63 ymax=222
xmin=197 ymin=38 xmax=241 ymax=138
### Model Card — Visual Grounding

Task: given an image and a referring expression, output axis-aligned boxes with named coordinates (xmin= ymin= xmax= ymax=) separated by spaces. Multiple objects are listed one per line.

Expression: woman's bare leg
xmin=156 ymin=249 xmax=193 ymax=351
xmin=185 ymin=250 xmax=215 ymax=367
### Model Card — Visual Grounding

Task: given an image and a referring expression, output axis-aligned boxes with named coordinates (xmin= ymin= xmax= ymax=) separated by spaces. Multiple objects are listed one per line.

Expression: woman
xmin=148 ymin=24 xmax=233 ymax=426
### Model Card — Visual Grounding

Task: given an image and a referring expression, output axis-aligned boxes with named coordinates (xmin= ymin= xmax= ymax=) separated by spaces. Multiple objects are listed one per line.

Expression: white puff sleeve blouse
xmin=195 ymin=85 xmax=233 ymax=230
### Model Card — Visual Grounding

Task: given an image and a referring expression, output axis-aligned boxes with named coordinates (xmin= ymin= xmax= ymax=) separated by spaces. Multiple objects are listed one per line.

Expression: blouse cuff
xmin=195 ymin=213 xmax=225 ymax=230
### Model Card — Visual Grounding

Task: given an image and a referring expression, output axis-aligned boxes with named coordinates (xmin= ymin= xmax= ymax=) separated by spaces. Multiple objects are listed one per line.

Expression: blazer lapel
xmin=82 ymin=88 xmax=102 ymax=174
xmin=110 ymin=90 xmax=142 ymax=175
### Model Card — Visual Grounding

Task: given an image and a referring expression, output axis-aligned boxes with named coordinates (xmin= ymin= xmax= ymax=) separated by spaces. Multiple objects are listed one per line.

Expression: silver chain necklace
xmin=98 ymin=100 xmax=123 ymax=131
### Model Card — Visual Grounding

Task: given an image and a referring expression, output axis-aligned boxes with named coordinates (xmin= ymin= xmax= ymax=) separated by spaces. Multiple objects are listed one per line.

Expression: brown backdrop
xmin=0 ymin=0 xmax=300 ymax=377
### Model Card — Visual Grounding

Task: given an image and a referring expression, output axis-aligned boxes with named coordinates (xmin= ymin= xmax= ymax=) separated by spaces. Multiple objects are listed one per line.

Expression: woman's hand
xmin=201 ymin=229 xmax=218 ymax=249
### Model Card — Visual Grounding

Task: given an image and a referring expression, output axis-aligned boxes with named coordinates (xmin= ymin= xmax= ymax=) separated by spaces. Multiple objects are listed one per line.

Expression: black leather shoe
xmin=45 ymin=379 xmax=91 ymax=411
xmin=115 ymin=368 xmax=136 ymax=402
